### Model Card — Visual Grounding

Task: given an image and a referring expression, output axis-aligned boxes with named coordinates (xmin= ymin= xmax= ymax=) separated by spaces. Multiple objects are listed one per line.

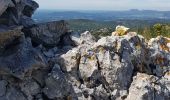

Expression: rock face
xmin=52 ymin=31 xmax=170 ymax=99
xmin=43 ymin=64 xmax=74 ymax=99
xmin=0 ymin=26 xmax=23 ymax=51
xmin=0 ymin=0 xmax=15 ymax=16
xmin=126 ymin=73 xmax=170 ymax=100
xmin=0 ymin=37 xmax=47 ymax=79
xmin=148 ymin=36 xmax=170 ymax=76
xmin=23 ymin=20 xmax=68 ymax=47
xmin=0 ymin=0 xmax=170 ymax=100
xmin=0 ymin=0 xmax=38 ymax=26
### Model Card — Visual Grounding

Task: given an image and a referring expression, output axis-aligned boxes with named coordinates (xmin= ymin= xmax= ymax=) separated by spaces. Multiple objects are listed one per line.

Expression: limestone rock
xmin=148 ymin=36 xmax=170 ymax=76
xmin=92 ymin=85 xmax=110 ymax=100
xmin=79 ymin=51 xmax=98 ymax=80
xmin=93 ymin=35 xmax=134 ymax=98
xmin=126 ymin=73 xmax=170 ymax=100
xmin=70 ymin=31 xmax=96 ymax=46
xmin=57 ymin=48 xmax=80 ymax=72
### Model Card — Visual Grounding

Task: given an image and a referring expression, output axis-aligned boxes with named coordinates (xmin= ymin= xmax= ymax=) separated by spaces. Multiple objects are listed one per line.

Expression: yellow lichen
xmin=112 ymin=25 xmax=129 ymax=36
xmin=155 ymin=56 xmax=166 ymax=65
xmin=135 ymin=43 xmax=141 ymax=50
xmin=159 ymin=37 xmax=170 ymax=52
xmin=165 ymin=72 xmax=170 ymax=76
xmin=160 ymin=44 xmax=169 ymax=52
xmin=98 ymin=46 xmax=105 ymax=53
xmin=89 ymin=55 xmax=96 ymax=61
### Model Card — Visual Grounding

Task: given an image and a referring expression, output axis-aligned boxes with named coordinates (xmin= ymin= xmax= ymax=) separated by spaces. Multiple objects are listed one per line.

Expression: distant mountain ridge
xmin=33 ymin=9 xmax=170 ymax=22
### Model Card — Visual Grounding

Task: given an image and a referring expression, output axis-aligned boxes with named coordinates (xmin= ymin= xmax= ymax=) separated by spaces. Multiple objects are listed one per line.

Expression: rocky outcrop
xmin=23 ymin=20 xmax=68 ymax=47
xmin=0 ymin=0 xmax=38 ymax=26
xmin=49 ymin=31 xmax=170 ymax=99
xmin=0 ymin=0 xmax=170 ymax=99
xmin=126 ymin=73 xmax=170 ymax=100
xmin=70 ymin=31 xmax=96 ymax=46
xmin=0 ymin=37 xmax=47 ymax=79
xmin=0 ymin=0 xmax=14 ymax=16
xmin=0 ymin=26 xmax=23 ymax=52
xmin=148 ymin=36 xmax=170 ymax=76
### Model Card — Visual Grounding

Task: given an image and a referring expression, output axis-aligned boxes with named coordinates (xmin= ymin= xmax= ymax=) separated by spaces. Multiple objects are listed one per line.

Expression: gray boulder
xmin=43 ymin=64 xmax=74 ymax=99
xmin=0 ymin=37 xmax=47 ymax=79
xmin=0 ymin=0 xmax=38 ymax=26
xmin=0 ymin=86 xmax=27 ymax=100
xmin=22 ymin=0 xmax=39 ymax=17
xmin=20 ymin=78 xmax=41 ymax=100
xmin=148 ymin=36 xmax=170 ymax=76
xmin=24 ymin=21 xmax=68 ymax=47
xmin=0 ymin=0 xmax=14 ymax=16
xmin=126 ymin=73 xmax=170 ymax=100
xmin=0 ymin=26 xmax=23 ymax=52
xmin=70 ymin=31 xmax=96 ymax=46
xmin=57 ymin=47 xmax=80 ymax=72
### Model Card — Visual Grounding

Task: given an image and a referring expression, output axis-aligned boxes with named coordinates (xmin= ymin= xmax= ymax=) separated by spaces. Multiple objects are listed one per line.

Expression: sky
xmin=34 ymin=0 xmax=170 ymax=11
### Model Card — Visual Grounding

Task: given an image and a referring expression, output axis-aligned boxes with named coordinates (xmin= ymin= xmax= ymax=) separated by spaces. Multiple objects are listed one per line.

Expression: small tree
xmin=153 ymin=23 xmax=163 ymax=36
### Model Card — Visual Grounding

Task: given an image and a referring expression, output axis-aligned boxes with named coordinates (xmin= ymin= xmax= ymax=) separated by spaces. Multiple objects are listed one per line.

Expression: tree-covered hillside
xmin=67 ymin=19 xmax=170 ymax=39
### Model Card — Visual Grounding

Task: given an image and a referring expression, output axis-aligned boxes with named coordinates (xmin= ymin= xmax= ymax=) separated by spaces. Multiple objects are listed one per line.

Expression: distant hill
xmin=32 ymin=10 xmax=170 ymax=39
xmin=33 ymin=9 xmax=170 ymax=22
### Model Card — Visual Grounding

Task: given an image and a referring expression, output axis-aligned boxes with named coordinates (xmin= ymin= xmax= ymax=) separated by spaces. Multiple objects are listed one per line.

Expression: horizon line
xmin=36 ymin=9 xmax=170 ymax=12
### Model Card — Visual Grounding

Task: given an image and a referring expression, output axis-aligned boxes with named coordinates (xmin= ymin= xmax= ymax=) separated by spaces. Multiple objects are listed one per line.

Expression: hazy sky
xmin=34 ymin=0 xmax=170 ymax=11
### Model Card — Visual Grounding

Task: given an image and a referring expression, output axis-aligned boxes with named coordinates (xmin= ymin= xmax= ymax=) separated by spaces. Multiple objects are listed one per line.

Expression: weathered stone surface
xmin=92 ymin=35 xmax=135 ymax=98
xmin=55 ymin=31 xmax=169 ymax=99
xmin=0 ymin=0 xmax=14 ymax=16
xmin=43 ymin=64 xmax=73 ymax=99
xmin=148 ymin=36 xmax=170 ymax=76
xmin=91 ymin=85 xmax=110 ymax=100
xmin=22 ymin=0 xmax=39 ymax=17
xmin=126 ymin=73 xmax=170 ymax=100
xmin=79 ymin=51 xmax=98 ymax=80
xmin=57 ymin=48 xmax=80 ymax=72
xmin=20 ymin=16 xmax=36 ymax=27
xmin=0 ymin=80 xmax=8 ymax=97
xmin=0 ymin=26 xmax=23 ymax=51
xmin=0 ymin=0 xmax=38 ymax=26
xmin=70 ymin=31 xmax=96 ymax=46
xmin=0 ymin=86 xmax=27 ymax=100
xmin=1 ymin=3 xmax=170 ymax=99
xmin=24 ymin=21 xmax=68 ymax=47
xmin=20 ymin=78 xmax=41 ymax=100
xmin=0 ymin=37 xmax=47 ymax=79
